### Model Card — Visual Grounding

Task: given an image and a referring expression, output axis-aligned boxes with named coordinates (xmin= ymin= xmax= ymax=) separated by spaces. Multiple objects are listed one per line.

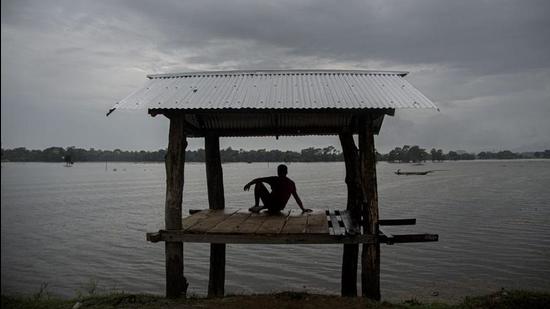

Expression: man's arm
xmin=292 ymin=191 xmax=312 ymax=212
xmin=243 ymin=177 xmax=272 ymax=191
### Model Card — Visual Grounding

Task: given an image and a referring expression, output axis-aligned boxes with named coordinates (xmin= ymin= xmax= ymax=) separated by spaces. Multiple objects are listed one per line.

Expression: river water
xmin=1 ymin=160 xmax=549 ymax=301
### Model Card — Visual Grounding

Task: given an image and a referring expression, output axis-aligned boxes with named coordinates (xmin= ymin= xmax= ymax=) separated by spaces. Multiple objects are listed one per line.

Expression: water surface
xmin=2 ymin=161 xmax=549 ymax=301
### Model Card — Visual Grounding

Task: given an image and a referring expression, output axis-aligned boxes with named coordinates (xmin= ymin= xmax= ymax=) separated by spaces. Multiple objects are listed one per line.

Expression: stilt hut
xmin=108 ymin=69 xmax=438 ymax=300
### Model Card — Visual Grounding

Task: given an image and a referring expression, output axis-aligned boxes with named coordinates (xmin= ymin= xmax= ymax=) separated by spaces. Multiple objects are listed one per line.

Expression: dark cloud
xmin=104 ymin=0 xmax=550 ymax=74
xmin=1 ymin=0 xmax=549 ymax=152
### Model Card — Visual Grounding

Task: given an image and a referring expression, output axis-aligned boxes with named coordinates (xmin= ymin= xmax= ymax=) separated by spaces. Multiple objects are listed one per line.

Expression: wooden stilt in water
xmin=205 ymin=135 xmax=226 ymax=297
xmin=339 ymin=132 xmax=361 ymax=297
xmin=359 ymin=116 xmax=381 ymax=301
xmin=165 ymin=116 xmax=188 ymax=298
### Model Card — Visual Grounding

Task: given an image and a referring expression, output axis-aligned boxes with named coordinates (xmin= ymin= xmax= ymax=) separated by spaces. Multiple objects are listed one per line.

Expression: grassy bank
xmin=2 ymin=290 xmax=549 ymax=309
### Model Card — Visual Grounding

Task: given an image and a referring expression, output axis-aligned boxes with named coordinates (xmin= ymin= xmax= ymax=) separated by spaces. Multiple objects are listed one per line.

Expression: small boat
xmin=395 ymin=169 xmax=433 ymax=175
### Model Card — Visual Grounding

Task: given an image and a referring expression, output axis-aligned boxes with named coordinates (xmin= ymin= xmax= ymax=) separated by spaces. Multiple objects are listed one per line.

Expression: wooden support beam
xmin=147 ymin=230 xmax=377 ymax=244
xmin=147 ymin=230 xmax=437 ymax=245
xmin=205 ymin=135 xmax=225 ymax=209
xmin=205 ymin=135 xmax=226 ymax=297
xmin=379 ymin=219 xmax=416 ymax=226
xmin=385 ymin=233 xmax=439 ymax=244
xmin=359 ymin=116 xmax=381 ymax=301
xmin=339 ymin=133 xmax=361 ymax=297
xmin=164 ymin=117 xmax=188 ymax=298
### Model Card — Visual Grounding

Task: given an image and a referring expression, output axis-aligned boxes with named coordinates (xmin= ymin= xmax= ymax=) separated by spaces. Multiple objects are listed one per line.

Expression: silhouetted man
xmin=244 ymin=164 xmax=312 ymax=214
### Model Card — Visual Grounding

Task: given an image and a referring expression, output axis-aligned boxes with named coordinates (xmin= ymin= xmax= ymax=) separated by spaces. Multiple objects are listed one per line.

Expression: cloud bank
xmin=2 ymin=0 xmax=549 ymax=152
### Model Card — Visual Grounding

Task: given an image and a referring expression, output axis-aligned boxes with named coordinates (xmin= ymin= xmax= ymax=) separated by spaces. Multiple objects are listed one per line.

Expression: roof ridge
xmin=147 ymin=69 xmax=408 ymax=79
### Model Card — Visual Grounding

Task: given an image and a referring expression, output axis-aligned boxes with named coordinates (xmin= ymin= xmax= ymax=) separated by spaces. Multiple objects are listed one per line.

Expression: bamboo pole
xmin=205 ymin=135 xmax=226 ymax=297
xmin=339 ymin=133 xmax=362 ymax=297
xmin=358 ymin=116 xmax=381 ymax=300
xmin=165 ymin=116 xmax=188 ymax=298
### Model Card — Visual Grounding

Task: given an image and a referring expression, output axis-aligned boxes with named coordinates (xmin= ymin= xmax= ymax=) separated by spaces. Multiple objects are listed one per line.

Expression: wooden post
xmin=205 ymin=135 xmax=226 ymax=297
xmin=358 ymin=116 xmax=381 ymax=300
xmin=339 ymin=133 xmax=361 ymax=297
xmin=165 ymin=116 xmax=188 ymax=298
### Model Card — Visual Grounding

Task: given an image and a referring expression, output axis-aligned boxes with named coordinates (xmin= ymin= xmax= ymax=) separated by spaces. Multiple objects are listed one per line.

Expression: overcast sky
xmin=2 ymin=0 xmax=549 ymax=153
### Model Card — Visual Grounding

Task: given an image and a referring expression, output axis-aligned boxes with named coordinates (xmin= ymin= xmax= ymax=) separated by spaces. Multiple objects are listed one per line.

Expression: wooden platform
xmin=146 ymin=209 xmax=438 ymax=245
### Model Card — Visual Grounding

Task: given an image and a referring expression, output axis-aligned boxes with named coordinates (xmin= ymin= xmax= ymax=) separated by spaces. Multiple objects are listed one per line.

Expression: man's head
xmin=277 ymin=164 xmax=288 ymax=177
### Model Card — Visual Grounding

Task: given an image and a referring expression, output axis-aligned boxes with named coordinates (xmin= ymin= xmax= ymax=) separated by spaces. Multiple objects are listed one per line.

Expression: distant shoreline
xmin=2 ymin=158 xmax=550 ymax=164
xmin=2 ymin=146 xmax=549 ymax=163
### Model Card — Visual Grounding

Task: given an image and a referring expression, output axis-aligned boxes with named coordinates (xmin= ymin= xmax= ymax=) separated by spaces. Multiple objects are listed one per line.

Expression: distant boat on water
xmin=395 ymin=169 xmax=432 ymax=175
xmin=395 ymin=169 xmax=448 ymax=175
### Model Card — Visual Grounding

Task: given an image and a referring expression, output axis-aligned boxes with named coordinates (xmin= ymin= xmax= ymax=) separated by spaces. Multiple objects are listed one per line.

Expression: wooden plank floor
xmin=146 ymin=208 xmax=375 ymax=244
xmin=147 ymin=209 xmax=438 ymax=245
xmin=182 ymin=209 xmax=330 ymax=235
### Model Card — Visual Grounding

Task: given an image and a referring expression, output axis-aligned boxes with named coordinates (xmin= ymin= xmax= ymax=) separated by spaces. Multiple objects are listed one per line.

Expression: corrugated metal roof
xmin=109 ymin=69 xmax=436 ymax=114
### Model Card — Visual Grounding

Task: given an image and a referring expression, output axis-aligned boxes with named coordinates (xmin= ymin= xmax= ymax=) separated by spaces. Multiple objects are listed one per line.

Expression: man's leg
xmin=249 ymin=182 xmax=270 ymax=212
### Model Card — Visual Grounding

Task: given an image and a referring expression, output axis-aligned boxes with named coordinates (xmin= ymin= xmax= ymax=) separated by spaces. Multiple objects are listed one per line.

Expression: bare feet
xmin=248 ymin=205 xmax=264 ymax=213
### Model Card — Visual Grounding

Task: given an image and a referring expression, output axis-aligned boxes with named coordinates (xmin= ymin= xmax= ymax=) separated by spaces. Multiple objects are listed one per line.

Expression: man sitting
xmin=244 ymin=164 xmax=312 ymax=214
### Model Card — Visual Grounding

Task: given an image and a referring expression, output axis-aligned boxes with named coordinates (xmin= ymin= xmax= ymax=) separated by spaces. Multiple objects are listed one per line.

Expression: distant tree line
xmin=381 ymin=146 xmax=478 ymax=162
xmin=0 ymin=146 xmax=344 ymax=163
xmin=379 ymin=146 xmax=549 ymax=162
xmin=1 ymin=146 xmax=549 ymax=163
